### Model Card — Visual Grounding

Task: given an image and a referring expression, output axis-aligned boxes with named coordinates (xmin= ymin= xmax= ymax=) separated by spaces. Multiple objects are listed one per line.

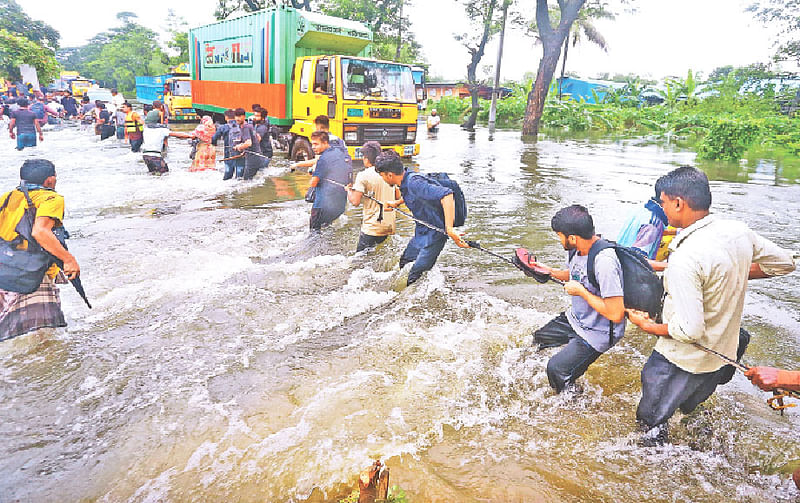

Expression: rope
xmin=321 ymin=177 xmax=526 ymax=267
xmin=690 ymin=342 xmax=800 ymax=408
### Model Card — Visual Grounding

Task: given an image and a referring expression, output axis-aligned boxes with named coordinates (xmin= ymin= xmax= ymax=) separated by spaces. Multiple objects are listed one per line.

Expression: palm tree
xmin=556 ymin=6 xmax=614 ymax=99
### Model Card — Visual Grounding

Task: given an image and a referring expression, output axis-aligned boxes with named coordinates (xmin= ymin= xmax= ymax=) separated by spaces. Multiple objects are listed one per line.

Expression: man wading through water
xmin=527 ymin=205 xmax=626 ymax=392
xmin=8 ymin=98 xmax=43 ymax=150
xmin=0 ymin=160 xmax=80 ymax=342
xmin=376 ymin=151 xmax=469 ymax=285
xmin=627 ymin=166 xmax=795 ymax=444
xmin=346 ymin=141 xmax=397 ymax=252
xmin=121 ymin=102 xmax=144 ymax=153
xmin=308 ymin=130 xmax=352 ymax=230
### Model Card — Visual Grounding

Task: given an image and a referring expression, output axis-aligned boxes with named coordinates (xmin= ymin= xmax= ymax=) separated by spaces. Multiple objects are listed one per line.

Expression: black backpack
xmin=228 ymin=122 xmax=243 ymax=147
xmin=415 ymin=172 xmax=468 ymax=227
xmin=571 ymin=238 xmax=665 ymax=344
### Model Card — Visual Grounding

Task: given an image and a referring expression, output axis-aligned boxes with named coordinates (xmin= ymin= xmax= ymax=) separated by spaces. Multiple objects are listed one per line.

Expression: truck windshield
xmin=172 ymin=80 xmax=192 ymax=96
xmin=341 ymin=58 xmax=416 ymax=104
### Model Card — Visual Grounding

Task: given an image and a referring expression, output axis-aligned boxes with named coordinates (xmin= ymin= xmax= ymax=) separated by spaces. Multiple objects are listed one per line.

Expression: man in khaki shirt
xmin=347 ymin=141 xmax=398 ymax=252
xmin=627 ymin=166 xmax=795 ymax=444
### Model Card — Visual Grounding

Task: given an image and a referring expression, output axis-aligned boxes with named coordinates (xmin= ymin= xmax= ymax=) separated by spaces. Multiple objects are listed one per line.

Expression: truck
xmin=135 ymin=64 xmax=198 ymax=122
xmin=53 ymin=73 xmax=94 ymax=98
xmin=411 ymin=65 xmax=427 ymax=109
xmin=188 ymin=5 xmax=420 ymax=160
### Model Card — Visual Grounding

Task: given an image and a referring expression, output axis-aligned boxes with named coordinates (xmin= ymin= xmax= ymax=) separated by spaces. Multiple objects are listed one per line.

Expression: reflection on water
xmin=0 ymin=123 xmax=798 ymax=502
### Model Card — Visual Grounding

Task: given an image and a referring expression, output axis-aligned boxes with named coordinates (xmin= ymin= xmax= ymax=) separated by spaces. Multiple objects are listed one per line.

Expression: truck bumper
xmin=170 ymin=109 xmax=199 ymax=122
xmin=348 ymin=143 xmax=420 ymax=160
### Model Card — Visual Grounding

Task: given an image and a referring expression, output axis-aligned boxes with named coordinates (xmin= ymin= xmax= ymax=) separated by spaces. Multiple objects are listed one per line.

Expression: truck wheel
xmin=291 ymin=137 xmax=313 ymax=162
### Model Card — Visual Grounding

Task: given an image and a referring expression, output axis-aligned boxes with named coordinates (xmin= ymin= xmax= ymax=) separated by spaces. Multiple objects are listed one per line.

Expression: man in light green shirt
xmin=627 ymin=166 xmax=795 ymax=444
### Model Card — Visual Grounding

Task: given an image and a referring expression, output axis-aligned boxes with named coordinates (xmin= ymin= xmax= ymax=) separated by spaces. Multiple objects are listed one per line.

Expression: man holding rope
xmin=626 ymin=166 xmax=795 ymax=444
xmin=376 ymin=151 xmax=469 ymax=285
xmin=347 ymin=141 xmax=397 ymax=252
xmin=308 ymin=131 xmax=352 ymax=230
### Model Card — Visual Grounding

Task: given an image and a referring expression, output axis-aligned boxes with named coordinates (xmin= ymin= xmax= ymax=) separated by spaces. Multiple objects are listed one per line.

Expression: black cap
xmin=20 ymin=159 xmax=56 ymax=185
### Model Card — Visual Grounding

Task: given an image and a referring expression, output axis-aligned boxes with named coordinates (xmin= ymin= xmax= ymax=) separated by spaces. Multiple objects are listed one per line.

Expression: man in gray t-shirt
xmin=528 ymin=205 xmax=626 ymax=392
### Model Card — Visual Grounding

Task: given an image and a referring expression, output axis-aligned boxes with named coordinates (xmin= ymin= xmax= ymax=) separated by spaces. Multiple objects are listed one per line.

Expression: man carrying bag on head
xmin=0 ymin=159 xmax=80 ymax=342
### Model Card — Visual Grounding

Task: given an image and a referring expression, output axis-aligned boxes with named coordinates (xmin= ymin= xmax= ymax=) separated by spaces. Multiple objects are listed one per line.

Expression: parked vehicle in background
xmin=188 ymin=5 xmax=420 ymax=160
xmin=411 ymin=65 xmax=427 ymax=110
xmin=135 ymin=64 xmax=198 ymax=122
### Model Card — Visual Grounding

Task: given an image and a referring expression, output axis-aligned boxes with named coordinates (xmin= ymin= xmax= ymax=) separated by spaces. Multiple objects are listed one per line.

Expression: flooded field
xmin=0 ymin=122 xmax=798 ymax=502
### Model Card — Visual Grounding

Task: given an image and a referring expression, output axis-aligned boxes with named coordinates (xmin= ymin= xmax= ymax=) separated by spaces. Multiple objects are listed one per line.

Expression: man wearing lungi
xmin=0 ymin=159 xmax=80 ymax=342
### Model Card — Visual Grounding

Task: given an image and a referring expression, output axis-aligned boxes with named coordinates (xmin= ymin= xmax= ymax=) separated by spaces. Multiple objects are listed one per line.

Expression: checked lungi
xmin=0 ymin=276 xmax=66 ymax=342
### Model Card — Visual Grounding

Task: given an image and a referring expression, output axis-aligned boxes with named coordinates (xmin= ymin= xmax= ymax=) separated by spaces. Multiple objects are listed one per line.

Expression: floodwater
xmin=0 ymin=122 xmax=798 ymax=503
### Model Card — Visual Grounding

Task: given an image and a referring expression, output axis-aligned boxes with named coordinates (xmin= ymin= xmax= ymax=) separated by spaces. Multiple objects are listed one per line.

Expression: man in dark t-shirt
xmin=61 ymin=92 xmax=78 ymax=118
xmin=308 ymin=131 xmax=353 ymax=230
xmin=8 ymin=98 xmax=43 ymax=150
xmin=228 ymin=108 xmax=259 ymax=180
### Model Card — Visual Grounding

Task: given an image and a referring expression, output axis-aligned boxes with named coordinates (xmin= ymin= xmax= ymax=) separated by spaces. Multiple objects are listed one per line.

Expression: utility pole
xmin=488 ymin=0 xmax=509 ymax=133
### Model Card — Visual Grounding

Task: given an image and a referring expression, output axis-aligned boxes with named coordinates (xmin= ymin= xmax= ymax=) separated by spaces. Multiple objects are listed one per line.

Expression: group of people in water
xmin=2 ymin=103 xmax=799 ymax=489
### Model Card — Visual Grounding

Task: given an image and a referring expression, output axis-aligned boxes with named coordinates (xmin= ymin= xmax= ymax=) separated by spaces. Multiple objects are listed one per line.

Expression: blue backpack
xmin=417 ymin=172 xmax=468 ymax=227
xmin=30 ymin=101 xmax=45 ymax=120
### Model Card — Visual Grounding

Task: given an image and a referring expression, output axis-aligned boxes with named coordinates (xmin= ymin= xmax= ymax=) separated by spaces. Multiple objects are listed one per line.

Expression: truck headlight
xmin=344 ymin=131 xmax=358 ymax=142
xmin=406 ymin=127 xmax=416 ymax=142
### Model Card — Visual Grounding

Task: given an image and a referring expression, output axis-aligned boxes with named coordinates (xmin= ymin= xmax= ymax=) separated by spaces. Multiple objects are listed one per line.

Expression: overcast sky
xmin=23 ymin=0 xmax=787 ymax=82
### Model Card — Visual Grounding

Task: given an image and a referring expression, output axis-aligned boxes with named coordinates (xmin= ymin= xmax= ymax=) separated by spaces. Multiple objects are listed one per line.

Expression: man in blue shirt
xmin=375 ymin=151 xmax=469 ymax=285
xmin=527 ymin=205 xmax=626 ymax=392
xmin=308 ymin=131 xmax=352 ymax=230
xmin=211 ymin=109 xmax=243 ymax=180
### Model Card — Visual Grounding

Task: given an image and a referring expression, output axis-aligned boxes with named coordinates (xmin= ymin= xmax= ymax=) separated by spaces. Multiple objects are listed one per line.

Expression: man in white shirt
xmin=109 ymin=88 xmax=125 ymax=115
xmin=347 ymin=141 xmax=398 ymax=251
xmin=627 ymin=166 xmax=795 ymax=444
xmin=140 ymin=114 xmax=186 ymax=174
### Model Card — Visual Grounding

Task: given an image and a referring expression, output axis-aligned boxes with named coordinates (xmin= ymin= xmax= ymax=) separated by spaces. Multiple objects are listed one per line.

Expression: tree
xmin=748 ymin=0 xmax=800 ymax=63
xmin=72 ymin=15 xmax=169 ymax=94
xmin=164 ymin=9 xmax=190 ymax=65
xmin=0 ymin=29 xmax=61 ymax=84
xmin=215 ymin=0 xmax=312 ymax=19
xmin=316 ymin=0 xmax=423 ymax=63
xmin=552 ymin=5 xmax=614 ymax=98
xmin=57 ymin=32 xmax=113 ymax=77
xmin=522 ymin=0 xmax=610 ymax=137
xmin=456 ymin=0 xmax=503 ymax=130
xmin=0 ymin=0 xmax=60 ymax=51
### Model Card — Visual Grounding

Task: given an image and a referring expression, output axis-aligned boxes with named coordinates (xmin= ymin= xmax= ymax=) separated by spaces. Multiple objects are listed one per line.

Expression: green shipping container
xmin=189 ymin=5 xmax=372 ymax=126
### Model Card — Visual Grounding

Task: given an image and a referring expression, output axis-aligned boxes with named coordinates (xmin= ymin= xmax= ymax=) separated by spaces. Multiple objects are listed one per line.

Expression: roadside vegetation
xmin=427 ymin=65 xmax=800 ymax=161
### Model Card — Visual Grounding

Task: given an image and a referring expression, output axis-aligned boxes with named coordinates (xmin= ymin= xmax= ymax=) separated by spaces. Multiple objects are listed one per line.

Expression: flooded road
xmin=0 ymin=123 xmax=798 ymax=502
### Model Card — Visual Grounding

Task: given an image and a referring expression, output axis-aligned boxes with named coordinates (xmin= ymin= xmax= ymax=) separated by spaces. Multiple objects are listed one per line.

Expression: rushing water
xmin=0 ymin=122 xmax=798 ymax=503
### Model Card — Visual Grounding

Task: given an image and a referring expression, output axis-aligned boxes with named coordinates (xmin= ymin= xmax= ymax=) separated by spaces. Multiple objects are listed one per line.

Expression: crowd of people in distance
xmin=2 ymin=84 xmax=278 ymax=180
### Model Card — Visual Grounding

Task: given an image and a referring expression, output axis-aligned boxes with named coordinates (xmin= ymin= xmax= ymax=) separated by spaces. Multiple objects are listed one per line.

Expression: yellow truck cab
xmin=70 ymin=78 xmax=92 ymax=99
xmin=290 ymin=55 xmax=419 ymax=160
xmin=163 ymin=76 xmax=197 ymax=122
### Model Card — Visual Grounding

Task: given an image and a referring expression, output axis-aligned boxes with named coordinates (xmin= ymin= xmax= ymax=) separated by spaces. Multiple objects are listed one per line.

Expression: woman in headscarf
xmin=189 ymin=116 xmax=217 ymax=171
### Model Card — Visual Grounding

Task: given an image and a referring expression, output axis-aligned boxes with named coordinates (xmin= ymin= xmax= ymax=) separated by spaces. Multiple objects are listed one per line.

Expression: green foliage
xmin=425 ymin=64 xmax=800 ymax=161
xmin=165 ymin=9 xmax=190 ymax=65
xmin=428 ymin=96 xmax=472 ymax=123
xmin=697 ymin=119 xmax=762 ymax=161
xmin=0 ymin=28 xmax=61 ymax=84
xmin=77 ymin=18 xmax=169 ymax=95
xmin=748 ymin=0 xmax=800 ymax=63
xmin=0 ymin=0 xmax=60 ymax=50
xmin=167 ymin=32 xmax=189 ymax=65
